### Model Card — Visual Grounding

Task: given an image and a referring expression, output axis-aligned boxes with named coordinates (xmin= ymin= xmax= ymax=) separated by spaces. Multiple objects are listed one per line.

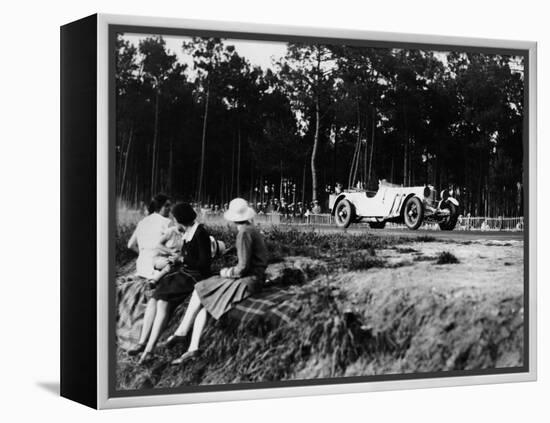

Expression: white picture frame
xmin=61 ymin=13 xmax=537 ymax=409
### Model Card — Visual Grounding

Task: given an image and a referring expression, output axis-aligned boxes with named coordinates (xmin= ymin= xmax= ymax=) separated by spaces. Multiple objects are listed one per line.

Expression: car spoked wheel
xmin=439 ymin=201 xmax=458 ymax=231
xmin=403 ymin=196 xmax=424 ymax=230
xmin=334 ymin=199 xmax=354 ymax=228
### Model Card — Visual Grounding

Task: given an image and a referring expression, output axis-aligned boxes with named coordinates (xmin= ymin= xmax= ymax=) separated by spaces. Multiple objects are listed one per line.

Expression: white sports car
xmin=329 ymin=180 xmax=460 ymax=230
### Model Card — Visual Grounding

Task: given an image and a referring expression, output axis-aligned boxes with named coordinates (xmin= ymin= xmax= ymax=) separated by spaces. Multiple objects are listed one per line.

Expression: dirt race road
xmin=269 ymin=225 xmax=525 ymax=242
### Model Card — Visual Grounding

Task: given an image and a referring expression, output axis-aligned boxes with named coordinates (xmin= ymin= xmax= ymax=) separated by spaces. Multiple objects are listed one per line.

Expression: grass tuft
xmin=436 ymin=251 xmax=460 ymax=265
xmin=346 ymin=252 xmax=387 ymax=271
xmin=396 ymin=247 xmax=418 ymax=254
xmin=415 ymin=235 xmax=437 ymax=242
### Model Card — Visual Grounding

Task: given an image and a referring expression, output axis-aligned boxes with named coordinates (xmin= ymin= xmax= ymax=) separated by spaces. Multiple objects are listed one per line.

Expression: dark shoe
xmin=171 ymin=349 xmax=201 ymax=365
xmin=138 ymin=351 xmax=155 ymax=365
xmin=127 ymin=343 xmax=146 ymax=356
xmin=160 ymin=334 xmax=188 ymax=350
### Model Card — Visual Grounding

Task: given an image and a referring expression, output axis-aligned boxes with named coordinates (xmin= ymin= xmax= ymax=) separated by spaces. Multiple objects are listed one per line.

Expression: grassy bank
xmin=116 ymin=221 xmax=524 ymax=390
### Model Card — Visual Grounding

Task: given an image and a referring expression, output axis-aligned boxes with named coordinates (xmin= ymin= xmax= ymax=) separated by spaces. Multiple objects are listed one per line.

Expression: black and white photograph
xmin=113 ymin=28 xmax=527 ymax=394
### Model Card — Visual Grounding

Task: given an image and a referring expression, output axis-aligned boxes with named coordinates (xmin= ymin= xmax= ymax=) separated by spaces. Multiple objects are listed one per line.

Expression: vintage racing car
xmin=329 ymin=180 xmax=460 ymax=230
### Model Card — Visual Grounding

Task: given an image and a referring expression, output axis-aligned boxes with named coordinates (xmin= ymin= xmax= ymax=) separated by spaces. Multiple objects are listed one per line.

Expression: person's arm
xmin=150 ymin=263 xmax=171 ymax=283
xmin=155 ymin=230 xmax=175 ymax=255
xmin=127 ymin=228 xmax=139 ymax=253
xmin=225 ymin=230 xmax=252 ymax=278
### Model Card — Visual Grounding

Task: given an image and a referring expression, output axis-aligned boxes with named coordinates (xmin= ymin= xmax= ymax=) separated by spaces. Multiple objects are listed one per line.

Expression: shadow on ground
xmin=36 ymin=381 xmax=60 ymax=396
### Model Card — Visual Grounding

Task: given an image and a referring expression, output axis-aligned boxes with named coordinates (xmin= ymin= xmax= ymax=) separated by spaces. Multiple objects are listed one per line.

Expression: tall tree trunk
xmin=230 ymin=134 xmax=235 ymax=198
xmin=167 ymin=136 xmax=174 ymax=194
xmin=368 ymin=107 xmax=375 ymax=185
xmin=259 ymin=174 xmax=263 ymax=204
xmin=120 ymin=124 xmax=134 ymax=201
xmin=403 ymin=135 xmax=408 ymax=186
xmin=348 ymin=135 xmax=359 ymax=189
xmin=117 ymin=130 xmax=126 ymax=194
xmin=237 ymin=125 xmax=241 ymax=197
xmin=311 ymin=47 xmax=323 ymax=203
xmin=197 ymin=86 xmax=210 ymax=203
xmin=301 ymin=158 xmax=307 ymax=206
xmin=363 ymin=111 xmax=369 ymax=185
xmin=390 ymin=154 xmax=394 ymax=183
xmin=279 ymin=160 xmax=283 ymax=201
xmin=221 ymin=172 xmax=225 ymax=205
xmin=348 ymin=97 xmax=361 ymax=189
xmin=292 ymin=179 xmax=297 ymax=209
xmin=311 ymin=94 xmax=320 ymax=202
xmin=477 ymin=154 xmax=482 ymax=216
xmin=249 ymin=160 xmax=254 ymax=202
xmin=332 ymin=124 xmax=338 ymax=186
xmin=353 ymin=135 xmax=362 ymax=188
xmin=151 ymin=89 xmax=160 ymax=197
xmin=134 ymin=173 xmax=138 ymax=207
xmin=408 ymin=139 xmax=413 ymax=186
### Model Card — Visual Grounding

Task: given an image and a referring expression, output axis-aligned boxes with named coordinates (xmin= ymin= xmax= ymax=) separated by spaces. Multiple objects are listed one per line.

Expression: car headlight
xmin=424 ymin=186 xmax=432 ymax=198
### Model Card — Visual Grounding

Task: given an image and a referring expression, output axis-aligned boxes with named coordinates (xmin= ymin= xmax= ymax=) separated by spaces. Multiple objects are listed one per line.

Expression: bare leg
xmin=171 ymin=307 xmax=209 ymax=364
xmin=138 ymin=298 xmax=157 ymax=345
xmin=187 ymin=308 xmax=208 ymax=352
xmin=143 ymin=300 xmax=170 ymax=354
xmin=173 ymin=290 xmax=202 ymax=337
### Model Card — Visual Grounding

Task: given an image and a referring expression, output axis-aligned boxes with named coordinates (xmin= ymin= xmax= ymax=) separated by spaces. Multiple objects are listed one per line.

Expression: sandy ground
xmin=373 ymin=239 xmax=523 ymax=289
xmin=341 ymin=239 xmax=524 ymax=318
xmin=331 ymin=239 xmax=525 ymax=375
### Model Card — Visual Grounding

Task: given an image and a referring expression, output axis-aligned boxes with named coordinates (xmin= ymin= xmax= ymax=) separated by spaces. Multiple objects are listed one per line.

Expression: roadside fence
xmin=199 ymin=211 xmax=524 ymax=232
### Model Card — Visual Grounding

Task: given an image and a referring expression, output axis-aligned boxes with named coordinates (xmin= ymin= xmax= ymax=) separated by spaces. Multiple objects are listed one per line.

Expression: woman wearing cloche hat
xmin=162 ymin=198 xmax=269 ymax=364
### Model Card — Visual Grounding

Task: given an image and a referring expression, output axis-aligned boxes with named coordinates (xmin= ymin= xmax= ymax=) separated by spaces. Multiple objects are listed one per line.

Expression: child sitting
xmin=151 ymin=228 xmax=227 ymax=285
xmin=150 ymin=226 xmax=185 ymax=284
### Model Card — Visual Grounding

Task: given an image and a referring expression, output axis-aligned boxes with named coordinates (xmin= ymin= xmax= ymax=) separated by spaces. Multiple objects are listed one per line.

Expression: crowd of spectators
xmin=195 ymin=198 xmax=324 ymax=218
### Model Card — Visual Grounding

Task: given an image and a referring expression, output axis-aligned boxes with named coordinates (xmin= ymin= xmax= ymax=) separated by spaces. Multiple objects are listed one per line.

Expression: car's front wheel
xmin=403 ymin=196 xmax=424 ymax=230
xmin=439 ymin=201 xmax=459 ymax=231
xmin=334 ymin=199 xmax=355 ymax=228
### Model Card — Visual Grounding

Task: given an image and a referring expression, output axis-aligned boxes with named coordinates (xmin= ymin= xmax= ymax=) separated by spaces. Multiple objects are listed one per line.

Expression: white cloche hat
xmin=223 ymin=198 xmax=256 ymax=222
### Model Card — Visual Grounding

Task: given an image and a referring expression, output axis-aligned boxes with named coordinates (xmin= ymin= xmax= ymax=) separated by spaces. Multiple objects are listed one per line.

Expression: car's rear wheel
xmin=439 ymin=201 xmax=459 ymax=231
xmin=369 ymin=221 xmax=386 ymax=229
xmin=334 ymin=199 xmax=354 ymax=228
xmin=403 ymin=196 xmax=424 ymax=230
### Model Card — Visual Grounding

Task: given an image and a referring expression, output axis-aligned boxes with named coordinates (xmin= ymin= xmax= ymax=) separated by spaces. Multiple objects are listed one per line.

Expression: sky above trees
xmin=123 ymin=34 xmax=288 ymax=74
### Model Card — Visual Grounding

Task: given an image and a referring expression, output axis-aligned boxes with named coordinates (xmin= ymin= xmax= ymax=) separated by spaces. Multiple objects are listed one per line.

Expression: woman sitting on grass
xmin=162 ymin=198 xmax=268 ymax=365
xmin=127 ymin=194 xmax=172 ymax=280
xmin=128 ymin=203 xmax=212 ymax=364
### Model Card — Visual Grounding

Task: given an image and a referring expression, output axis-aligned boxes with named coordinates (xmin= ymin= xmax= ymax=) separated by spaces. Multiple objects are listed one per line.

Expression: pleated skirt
xmin=195 ymin=275 xmax=261 ymax=320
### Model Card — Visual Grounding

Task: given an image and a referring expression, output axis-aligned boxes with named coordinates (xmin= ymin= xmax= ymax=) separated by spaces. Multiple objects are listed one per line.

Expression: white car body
xmin=329 ymin=180 xmax=460 ymax=230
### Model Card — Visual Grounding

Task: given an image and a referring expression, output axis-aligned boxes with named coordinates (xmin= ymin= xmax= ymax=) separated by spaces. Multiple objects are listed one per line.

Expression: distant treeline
xmin=115 ymin=34 xmax=525 ymax=216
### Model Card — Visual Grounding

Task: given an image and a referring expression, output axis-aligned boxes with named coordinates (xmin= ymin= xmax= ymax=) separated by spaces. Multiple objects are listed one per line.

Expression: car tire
xmin=334 ymin=199 xmax=355 ymax=228
xmin=439 ymin=201 xmax=459 ymax=231
xmin=403 ymin=196 xmax=424 ymax=230
xmin=369 ymin=221 xmax=386 ymax=229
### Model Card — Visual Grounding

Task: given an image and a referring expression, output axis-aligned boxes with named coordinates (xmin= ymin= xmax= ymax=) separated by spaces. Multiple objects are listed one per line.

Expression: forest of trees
xmin=115 ymin=34 xmax=525 ymax=217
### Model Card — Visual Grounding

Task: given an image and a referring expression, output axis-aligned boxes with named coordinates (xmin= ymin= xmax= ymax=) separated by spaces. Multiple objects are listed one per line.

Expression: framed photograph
xmin=60 ymin=13 xmax=537 ymax=409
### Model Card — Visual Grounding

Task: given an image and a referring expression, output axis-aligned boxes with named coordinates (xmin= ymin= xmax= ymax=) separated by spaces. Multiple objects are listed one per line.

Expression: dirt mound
xmin=116 ymin=258 xmax=523 ymax=390
xmin=338 ymin=273 xmax=523 ymax=376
